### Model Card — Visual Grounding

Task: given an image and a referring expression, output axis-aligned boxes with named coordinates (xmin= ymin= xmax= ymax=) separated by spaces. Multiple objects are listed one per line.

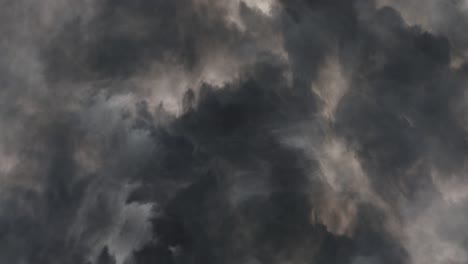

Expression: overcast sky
xmin=1 ymin=0 xmax=468 ymax=263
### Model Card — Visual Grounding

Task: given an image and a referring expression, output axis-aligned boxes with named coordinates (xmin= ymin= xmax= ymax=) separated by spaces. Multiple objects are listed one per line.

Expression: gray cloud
xmin=1 ymin=0 xmax=468 ymax=264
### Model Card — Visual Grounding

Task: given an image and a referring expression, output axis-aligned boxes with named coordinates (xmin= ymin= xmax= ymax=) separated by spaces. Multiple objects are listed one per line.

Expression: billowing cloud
xmin=1 ymin=0 xmax=468 ymax=264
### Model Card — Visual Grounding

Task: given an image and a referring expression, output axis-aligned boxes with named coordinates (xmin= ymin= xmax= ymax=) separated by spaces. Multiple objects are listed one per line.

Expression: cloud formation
xmin=1 ymin=0 xmax=468 ymax=263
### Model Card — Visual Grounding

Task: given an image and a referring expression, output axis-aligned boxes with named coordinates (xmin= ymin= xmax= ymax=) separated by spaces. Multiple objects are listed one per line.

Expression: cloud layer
xmin=1 ymin=0 xmax=468 ymax=263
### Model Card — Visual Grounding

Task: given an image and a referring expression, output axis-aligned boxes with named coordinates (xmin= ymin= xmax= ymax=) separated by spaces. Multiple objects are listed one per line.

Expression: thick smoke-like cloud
xmin=1 ymin=0 xmax=468 ymax=263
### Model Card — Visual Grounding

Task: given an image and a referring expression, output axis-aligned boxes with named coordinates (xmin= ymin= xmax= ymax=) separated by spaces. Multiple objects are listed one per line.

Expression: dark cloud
xmin=41 ymin=0 xmax=274 ymax=82
xmin=1 ymin=0 xmax=468 ymax=264
xmin=335 ymin=4 xmax=466 ymax=203
xmin=126 ymin=57 xmax=407 ymax=263
xmin=376 ymin=0 xmax=468 ymax=66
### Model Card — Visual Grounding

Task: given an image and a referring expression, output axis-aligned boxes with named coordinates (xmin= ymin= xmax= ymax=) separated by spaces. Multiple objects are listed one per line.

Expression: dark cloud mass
xmin=2 ymin=0 xmax=468 ymax=263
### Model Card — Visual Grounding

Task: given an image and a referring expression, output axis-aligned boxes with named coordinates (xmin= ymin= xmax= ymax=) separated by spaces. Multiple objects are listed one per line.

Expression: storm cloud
xmin=1 ymin=0 xmax=468 ymax=263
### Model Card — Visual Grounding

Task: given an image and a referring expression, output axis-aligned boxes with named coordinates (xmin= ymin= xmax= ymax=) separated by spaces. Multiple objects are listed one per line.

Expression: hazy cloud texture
xmin=1 ymin=0 xmax=468 ymax=263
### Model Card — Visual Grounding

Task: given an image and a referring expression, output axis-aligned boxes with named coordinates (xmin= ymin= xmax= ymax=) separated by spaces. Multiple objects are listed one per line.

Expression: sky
xmin=1 ymin=0 xmax=468 ymax=263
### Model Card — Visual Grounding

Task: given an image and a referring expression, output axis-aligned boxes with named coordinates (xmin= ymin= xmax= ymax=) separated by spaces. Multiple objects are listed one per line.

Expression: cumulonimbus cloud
xmin=1 ymin=0 xmax=468 ymax=264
